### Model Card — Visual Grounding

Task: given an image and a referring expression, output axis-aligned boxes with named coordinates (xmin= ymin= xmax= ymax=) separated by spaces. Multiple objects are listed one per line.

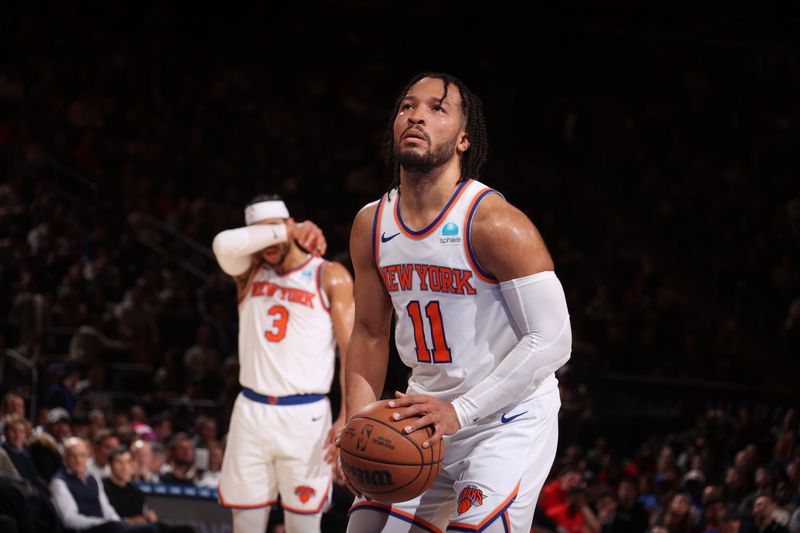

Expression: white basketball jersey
xmin=237 ymin=256 xmax=336 ymax=396
xmin=374 ymin=179 xmax=552 ymax=401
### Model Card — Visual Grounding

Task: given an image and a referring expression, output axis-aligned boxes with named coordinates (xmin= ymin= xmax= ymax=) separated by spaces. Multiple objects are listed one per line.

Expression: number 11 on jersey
xmin=406 ymin=300 xmax=452 ymax=363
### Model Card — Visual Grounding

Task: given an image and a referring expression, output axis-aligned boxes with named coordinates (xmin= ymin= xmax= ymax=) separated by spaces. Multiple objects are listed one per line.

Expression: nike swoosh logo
xmin=311 ymin=416 xmax=323 ymax=422
xmin=500 ymin=411 xmax=528 ymax=423
xmin=381 ymin=232 xmax=401 ymax=243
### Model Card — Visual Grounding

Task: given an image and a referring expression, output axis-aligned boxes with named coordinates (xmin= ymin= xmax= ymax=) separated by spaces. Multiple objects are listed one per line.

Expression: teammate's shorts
xmin=219 ymin=390 xmax=333 ymax=515
xmin=347 ymin=386 xmax=560 ymax=532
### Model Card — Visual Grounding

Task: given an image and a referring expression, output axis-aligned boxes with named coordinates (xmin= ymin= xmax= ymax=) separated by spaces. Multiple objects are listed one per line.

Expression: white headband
xmin=245 ymin=200 xmax=290 ymax=225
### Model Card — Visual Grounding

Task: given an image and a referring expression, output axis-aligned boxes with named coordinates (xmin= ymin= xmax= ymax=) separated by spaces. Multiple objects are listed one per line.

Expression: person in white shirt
xmin=50 ymin=436 xmax=156 ymax=533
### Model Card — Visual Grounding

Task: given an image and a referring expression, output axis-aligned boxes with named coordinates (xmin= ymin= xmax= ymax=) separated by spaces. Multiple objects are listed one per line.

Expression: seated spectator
xmin=44 ymin=407 xmax=73 ymax=448
xmin=129 ymin=441 xmax=159 ymax=484
xmin=0 ymin=446 xmax=20 ymax=479
xmin=0 ymin=471 xmax=37 ymax=533
xmin=28 ymin=432 xmax=63 ymax=484
xmin=2 ymin=415 xmax=36 ymax=480
xmin=44 ymin=363 xmax=81 ymax=413
xmin=50 ymin=437 xmax=157 ymax=533
xmin=150 ymin=443 xmax=167 ymax=479
xmin=655 ymin=492 xmax=695 ymax=533
xmin=190 ymin=415 xmax=217 ymax=450
xmin=546 ymin=486 xmax=601 ymax=533
xmin=88 ymin=431 xmax=120 ymax=480
xmin=595 ymin=477 xmax=649 ymax=533
xmin=540 ymin=466 xmax=585 ymax=513
xmin=194 ymin=441 xmax=223 ymax=489
xmin=128 ymin=406 xmax=156 ymax=443
xmin=741 ymin=492 xmax=790 ymax=533
xmin=103 ymin=447 xmax=195 ymax=533
xmin=159 ymin=433 xmax=196 ymax=486
xmin=0 ymin=392 xmax=26 ymax=432
xmin=102 ymin=447 xmax=157 ymax=526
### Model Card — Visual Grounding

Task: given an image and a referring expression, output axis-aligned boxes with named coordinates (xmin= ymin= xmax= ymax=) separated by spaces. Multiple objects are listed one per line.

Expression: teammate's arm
xmin=321 ymin=261 xmax=355 ymax=465
xmin=343 ymin=203 xmax=394 ymax=420
xmin=392 ymin=194 xmax=571 ymax=445
xmin=212 ymin=219 xmax=327 ymax=298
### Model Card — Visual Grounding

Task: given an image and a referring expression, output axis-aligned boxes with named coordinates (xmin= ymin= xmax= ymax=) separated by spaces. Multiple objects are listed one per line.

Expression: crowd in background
xmin=1 ymin=2 xmax=799 ymax=532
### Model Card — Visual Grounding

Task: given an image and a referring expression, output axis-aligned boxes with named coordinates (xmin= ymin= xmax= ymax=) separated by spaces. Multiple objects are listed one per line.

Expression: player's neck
xmin=274 ymin=246 xmax=310 ymax=275
xmin=399 ymin=162 xmax=461 ymax=218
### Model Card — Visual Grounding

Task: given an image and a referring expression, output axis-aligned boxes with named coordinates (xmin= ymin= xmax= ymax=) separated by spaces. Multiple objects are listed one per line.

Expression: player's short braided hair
xmin=383 ymin=72 xmax=488 ymax=193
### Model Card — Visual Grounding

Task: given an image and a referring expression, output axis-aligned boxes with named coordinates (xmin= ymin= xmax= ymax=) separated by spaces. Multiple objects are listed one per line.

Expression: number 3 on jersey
xmin=265 ymin=305 xmax=289 ymax=342
xmin=406 ymin=300 xmax=452 ymax=363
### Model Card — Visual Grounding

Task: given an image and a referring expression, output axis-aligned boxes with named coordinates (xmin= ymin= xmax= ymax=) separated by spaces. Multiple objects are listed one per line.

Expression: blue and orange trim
xmin=394 ymin=179 xmax=472 ymax=239
xmin=218 ymin=486 xmax=277 ymax=509
xmin=277 ymin=255 xmax=314 ymax=277
xmin=315 ymin=260 xmax=330 ymax=313
xmin=447 ymin=482 xmax=519 ymax=532
xmin=349 ymin=501 xmax=444 ymax=533
xmin=463 ymin=187 xmax=502 ymax=284
xmin=371 ymin=194 xmax=387 ymax=267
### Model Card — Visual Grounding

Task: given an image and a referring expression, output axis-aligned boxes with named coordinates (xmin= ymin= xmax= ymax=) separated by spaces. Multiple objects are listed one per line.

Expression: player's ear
xmin=457 ymin=132 xmax=470 ymax=154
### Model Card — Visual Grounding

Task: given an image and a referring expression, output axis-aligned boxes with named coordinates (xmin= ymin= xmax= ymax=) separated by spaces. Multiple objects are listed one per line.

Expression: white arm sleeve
xmin=451 ymin=271 xmax=571 ymax=428
xmin=211 ymin=224 xmax=288 ymax=276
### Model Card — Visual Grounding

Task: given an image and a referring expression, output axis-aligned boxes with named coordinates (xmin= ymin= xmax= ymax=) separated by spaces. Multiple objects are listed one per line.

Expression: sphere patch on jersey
xmin=442 ymin=222 xmax=459 ymax=236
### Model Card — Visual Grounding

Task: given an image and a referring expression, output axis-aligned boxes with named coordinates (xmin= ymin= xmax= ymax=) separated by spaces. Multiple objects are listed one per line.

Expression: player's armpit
xmin=469 ymin=193 xmax=554 ymax=282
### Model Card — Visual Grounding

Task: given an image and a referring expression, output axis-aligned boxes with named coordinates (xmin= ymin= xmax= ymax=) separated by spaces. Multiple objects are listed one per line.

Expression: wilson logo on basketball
xmin=294 ymin=485 xmax=316 ymax=503
xmin=340 ymin=457 xmax=394 ymax=486
xmin=457 ymin=485 xmax=485 ymax=514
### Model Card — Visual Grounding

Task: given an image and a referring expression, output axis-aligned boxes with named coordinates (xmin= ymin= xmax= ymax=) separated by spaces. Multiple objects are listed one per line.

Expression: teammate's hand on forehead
xmin=291 ymin=219 xmax=327 ymax=256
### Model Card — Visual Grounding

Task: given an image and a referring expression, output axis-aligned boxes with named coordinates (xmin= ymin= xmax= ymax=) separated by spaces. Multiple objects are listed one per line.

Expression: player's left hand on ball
xmin=291 ymin=219 xmax=327 ymax=256
xmin=388 ymin=391 xmax=460 ymax=449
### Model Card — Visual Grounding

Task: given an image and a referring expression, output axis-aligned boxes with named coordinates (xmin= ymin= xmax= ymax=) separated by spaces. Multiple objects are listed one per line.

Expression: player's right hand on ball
xmin=291 ymin=219 xmax=327 ymax=256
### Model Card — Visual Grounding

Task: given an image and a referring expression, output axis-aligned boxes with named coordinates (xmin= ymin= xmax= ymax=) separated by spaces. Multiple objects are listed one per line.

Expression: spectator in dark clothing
xmin=596 ymin=478 xmax=649 ymax=533
xmin=740 ymin=492 xmax=790 ymax=533
xmin=103 ymin=447 xmax=194 ymax=533
xmin=49 ymin=437 xmax=156 ymax=533
xmin=27 ymin=433 xmax=62 ymax=484
xmin=159 ymin=433 xmax=196 ymax=486
xmin=0 ymin=473 xmax=36 ymax=533
xmin=102 ymin=447 xmax=157 ymax=526
xmin=2 ymin=415 xmax=36 ymax=480
xmin=44 ymin=363 xmax=81 ymax=413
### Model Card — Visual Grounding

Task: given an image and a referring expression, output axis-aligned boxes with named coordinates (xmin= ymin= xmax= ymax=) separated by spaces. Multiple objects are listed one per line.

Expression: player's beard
xmin=395 ymin=135 xmax=458 ymax=174
xmin=261 ymin=242 xmax=291 ymax=268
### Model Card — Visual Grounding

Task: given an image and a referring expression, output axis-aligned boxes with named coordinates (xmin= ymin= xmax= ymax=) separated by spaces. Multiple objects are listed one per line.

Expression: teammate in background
xmin=212 ymin=196 xmax=354 ymax=533
xmin=343 ymin=73 xmax=572 ymax=532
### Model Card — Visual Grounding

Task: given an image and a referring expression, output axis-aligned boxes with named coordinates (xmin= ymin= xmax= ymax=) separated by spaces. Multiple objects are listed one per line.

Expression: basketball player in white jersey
xmin=212 ymin=195 xmax=354 ymax=533
xmin=342 ymin=73 xmax=572 ymax=532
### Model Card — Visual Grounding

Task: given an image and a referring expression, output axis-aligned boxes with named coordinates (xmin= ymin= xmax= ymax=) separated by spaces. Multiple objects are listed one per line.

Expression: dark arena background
xmin=1 ymin=2 xmax=799 ymax=532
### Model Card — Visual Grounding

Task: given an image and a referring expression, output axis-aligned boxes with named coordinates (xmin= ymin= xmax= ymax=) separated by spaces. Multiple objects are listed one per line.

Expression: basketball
xmin=339 ymin=399 xmax=445 ymax=503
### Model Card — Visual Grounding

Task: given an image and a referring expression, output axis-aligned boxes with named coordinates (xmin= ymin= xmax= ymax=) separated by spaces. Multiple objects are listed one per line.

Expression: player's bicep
xmin=323 ymin=262 xmax=355 ymax=353
xmin=471 ymin=194 xmax=554 ymax=282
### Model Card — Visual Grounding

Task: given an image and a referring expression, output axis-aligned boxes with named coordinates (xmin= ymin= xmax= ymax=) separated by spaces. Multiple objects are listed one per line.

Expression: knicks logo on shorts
xmin=457 ymin=485 xmax=485 ymax=514
xmin=294 ymin=485 xmax=317 ymax=503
